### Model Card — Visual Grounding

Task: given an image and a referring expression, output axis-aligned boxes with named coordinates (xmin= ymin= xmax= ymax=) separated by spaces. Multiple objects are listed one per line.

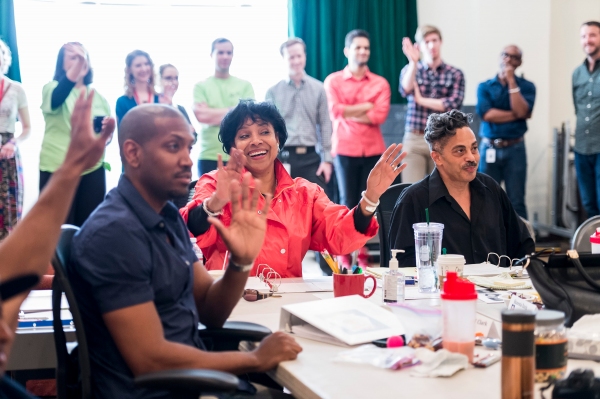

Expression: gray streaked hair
xmin=424 ymin=109 xmax=473 ymax=152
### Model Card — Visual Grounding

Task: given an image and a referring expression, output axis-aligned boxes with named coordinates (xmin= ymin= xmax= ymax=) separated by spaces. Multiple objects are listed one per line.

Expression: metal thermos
xmin=501 ymin=310 xmax=536 ymax=399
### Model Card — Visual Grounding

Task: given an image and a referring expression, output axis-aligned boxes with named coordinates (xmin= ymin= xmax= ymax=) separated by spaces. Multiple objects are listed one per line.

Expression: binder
xmin=280 ymin=295 xmax=404 ymax=346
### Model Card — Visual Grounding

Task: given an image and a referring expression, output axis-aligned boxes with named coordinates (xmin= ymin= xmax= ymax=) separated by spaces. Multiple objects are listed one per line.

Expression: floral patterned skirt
xmin=0 ymin=132 xmax=23 ymax=241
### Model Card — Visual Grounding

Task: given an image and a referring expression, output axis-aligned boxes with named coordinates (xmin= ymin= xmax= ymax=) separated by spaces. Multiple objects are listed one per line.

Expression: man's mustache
xmin=463 ymin=161 xmax=478 ymax=168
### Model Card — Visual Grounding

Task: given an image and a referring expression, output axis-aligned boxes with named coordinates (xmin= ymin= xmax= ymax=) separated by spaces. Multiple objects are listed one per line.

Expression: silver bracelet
xmin=508 ymin=87 xmax=521 ymax=94
xmin=202 ymin=196 xmax=223 ymax=217
xmin=227 ymin=254 xmax=254 ymax=273
xmin=360 ymin=191 xmax=380 ymax=207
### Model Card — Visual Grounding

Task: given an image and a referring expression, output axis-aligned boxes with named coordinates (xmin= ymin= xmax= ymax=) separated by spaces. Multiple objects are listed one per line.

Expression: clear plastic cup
xmin=413 ymin=223 xmax=444 ymax=293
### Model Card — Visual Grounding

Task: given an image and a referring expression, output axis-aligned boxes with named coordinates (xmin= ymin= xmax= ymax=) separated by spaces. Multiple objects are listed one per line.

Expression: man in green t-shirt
xmin=193 ymin=38 xmax=254 ymax=176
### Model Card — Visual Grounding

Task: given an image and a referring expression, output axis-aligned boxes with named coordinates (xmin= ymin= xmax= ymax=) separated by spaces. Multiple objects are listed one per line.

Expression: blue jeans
xmin=479 ymin=140 xmax=528 ymax=219
xmin=574 ymin=152 xmax=600 ymax=217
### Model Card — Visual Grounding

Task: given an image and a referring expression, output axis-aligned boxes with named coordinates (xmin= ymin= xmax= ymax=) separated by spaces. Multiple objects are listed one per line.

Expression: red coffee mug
xmin=333 ymin=273 xmax=377 ymax=298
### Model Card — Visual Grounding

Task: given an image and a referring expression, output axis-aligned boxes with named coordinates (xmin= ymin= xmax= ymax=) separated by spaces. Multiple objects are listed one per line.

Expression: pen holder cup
xmin=333 ymin=273 xmax=376 ymax=298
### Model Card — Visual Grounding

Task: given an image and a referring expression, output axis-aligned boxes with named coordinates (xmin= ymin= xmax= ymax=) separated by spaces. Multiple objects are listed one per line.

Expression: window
xmin=14 ymin=0 xmax=287 ymax=212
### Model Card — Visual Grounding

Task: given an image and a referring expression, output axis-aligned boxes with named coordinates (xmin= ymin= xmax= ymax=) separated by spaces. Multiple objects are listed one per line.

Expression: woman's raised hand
xmin=208 ymin=173 xmax=271 ymax=266
xmin=364 ymin=144 xmax=407 ymax=202
xmin=64 ymin=43 xmax=89 ymax=83
xmin=206 ymin=148 xmax=246 ymax=213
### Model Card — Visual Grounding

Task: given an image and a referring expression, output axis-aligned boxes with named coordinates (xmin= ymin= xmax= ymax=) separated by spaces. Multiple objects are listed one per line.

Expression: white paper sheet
xmin=463 ymin=263 xmax=522 ymax=276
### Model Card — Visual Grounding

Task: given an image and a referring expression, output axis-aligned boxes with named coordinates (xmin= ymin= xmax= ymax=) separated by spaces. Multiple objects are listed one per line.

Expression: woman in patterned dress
xmin=0 ymin=39 xmax=31 ymax=241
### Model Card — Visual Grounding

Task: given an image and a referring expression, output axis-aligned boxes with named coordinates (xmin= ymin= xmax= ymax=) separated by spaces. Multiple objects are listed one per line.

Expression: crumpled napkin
xmin=410 ymin=348 xmax=468 ymax=377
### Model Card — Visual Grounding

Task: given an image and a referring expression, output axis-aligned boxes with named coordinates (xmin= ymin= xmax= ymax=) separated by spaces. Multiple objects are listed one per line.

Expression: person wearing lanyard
xmin=115 ymin=50 xmax=159 ymax=128
xmin=0 ymin=39 xmax=31 ymax=241
xmin=40 ymin=42 xmax=111 ymax=227
xmin=476 ymin=45 xmax=536 ymax=220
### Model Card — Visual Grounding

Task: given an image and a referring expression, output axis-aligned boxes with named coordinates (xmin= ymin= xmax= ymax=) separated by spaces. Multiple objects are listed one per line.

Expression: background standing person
xmin=399 ymin=25 xmax=465 ymax=183
xmin=0 ymin=39 xmax=30 ymax=241
xmin=40 ymin=42 xmax=111 ymax=227
xmin=193 ymin=38 xmax=254 ymax=176
xmin=324 ymin=29 xmax=391 ymax=269
xmin=115 ymin=50 xmax=159 ymax=127
xmin=573 ymin=21 xmax=600 ymax=218
xmin=158 ymin=63 xmax=196 ymax=139
xmin=266 ymin=37 xmax=333 ymax=188
xmin=476 ymin=45 xmax=536 ymax=220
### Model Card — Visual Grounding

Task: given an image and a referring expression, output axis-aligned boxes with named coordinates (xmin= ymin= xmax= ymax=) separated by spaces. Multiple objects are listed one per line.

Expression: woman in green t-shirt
xmin=40 ymin=43 xmax=111 ymax=227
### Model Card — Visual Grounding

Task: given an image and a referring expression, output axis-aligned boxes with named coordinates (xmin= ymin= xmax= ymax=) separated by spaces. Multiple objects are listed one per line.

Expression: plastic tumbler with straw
xmin=413 ymin=209 xmax=444 ymax=293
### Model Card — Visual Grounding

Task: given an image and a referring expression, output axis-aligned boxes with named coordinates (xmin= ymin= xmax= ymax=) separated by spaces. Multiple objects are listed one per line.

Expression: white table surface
xmin=228 ymin=278 xmax=600 ymax=399
xmin=10 ymin=280 xmax=600 ymax=399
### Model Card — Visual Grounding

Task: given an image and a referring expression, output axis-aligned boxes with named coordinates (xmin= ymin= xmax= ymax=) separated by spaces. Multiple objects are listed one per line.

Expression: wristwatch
xmin=227 ymin=255 xmax=254 ymax=273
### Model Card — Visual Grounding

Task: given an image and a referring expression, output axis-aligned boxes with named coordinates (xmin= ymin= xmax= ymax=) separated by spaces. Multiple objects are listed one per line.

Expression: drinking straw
xmin=425 ymin=208 xmax=433 ymax=264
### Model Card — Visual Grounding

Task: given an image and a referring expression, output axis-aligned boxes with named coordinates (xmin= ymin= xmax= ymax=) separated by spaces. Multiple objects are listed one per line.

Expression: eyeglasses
xmin=501 ymin=52 xmax=521 ymax=61
xmin=485 ymin=252 xmax=521 ymax=269
xmin=257 ymin=264 xmax=281 ymax=293
xmin=243 ymin=289 xmax=275 ymax=302
xmin=162 ymin=76 xmax=179 ymax=81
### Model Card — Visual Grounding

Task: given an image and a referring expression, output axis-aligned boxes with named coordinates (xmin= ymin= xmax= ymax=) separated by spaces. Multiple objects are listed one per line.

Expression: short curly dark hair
xmin=424 ymin=109 xmax=473 ymax=152
xmin=219 ymin=100 xmax=288 ymax=154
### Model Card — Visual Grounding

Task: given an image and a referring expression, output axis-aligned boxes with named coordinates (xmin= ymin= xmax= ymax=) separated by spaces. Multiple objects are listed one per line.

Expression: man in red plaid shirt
xmin=399 ymin=25 xmax=465 ymax=183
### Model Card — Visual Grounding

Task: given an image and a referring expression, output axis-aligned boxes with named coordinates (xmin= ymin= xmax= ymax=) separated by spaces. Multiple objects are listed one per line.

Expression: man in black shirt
xmin=389 ymin=109 xmax=534 ymax=266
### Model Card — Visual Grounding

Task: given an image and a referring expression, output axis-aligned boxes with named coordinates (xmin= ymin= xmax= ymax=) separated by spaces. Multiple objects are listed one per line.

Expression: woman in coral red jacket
xmin=180 ymin=100 xmax=406 ymax=278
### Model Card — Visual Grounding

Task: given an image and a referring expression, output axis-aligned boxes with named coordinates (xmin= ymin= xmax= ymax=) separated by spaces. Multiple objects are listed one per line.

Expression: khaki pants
xmin=401 ymin=130 xmax=435 ymax=183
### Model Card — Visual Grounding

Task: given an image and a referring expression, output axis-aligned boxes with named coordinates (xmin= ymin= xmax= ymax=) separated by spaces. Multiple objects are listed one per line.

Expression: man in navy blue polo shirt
xmin=69 ymin=104 xmax=301 ymax=399
xmin=476 ymin=45 xmax=536 ymax=220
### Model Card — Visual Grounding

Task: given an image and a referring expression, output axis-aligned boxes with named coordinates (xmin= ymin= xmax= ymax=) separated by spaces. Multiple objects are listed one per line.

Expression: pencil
xmin=320 ymin=250 xmax=340 ymax=274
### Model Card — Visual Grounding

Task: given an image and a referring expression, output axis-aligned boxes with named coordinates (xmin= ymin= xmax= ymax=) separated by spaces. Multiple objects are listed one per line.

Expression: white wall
xmin=14 ymin=0 xmax=288 ymax=214
xmin=417 ymin=0 xmax=600 ymax=225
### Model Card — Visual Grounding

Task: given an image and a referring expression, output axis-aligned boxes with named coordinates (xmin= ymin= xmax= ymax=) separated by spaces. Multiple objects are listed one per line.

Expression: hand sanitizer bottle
xmin=383 ymin=249 xmax=405 ymax=303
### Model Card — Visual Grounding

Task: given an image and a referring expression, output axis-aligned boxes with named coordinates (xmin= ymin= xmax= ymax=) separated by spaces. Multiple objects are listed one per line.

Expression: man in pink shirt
xmin=324 ymin=29 xmax=391 ymax=267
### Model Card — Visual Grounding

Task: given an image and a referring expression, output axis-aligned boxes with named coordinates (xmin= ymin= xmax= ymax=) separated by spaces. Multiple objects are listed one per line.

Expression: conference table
xmin=9 ymin=276 xmax=600 ymax=399
xmin=228 ymin=279 xmax=600 ymax=399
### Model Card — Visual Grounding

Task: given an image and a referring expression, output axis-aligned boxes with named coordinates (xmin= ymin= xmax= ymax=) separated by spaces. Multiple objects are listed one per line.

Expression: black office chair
xmin=52 ymin=225 xmax=271 ymax=399
xmin=375 ymin=183 xmax=411 ymax=268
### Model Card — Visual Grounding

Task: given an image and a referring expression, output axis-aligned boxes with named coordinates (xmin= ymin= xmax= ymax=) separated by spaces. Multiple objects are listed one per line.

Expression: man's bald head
xmin=503 ymin=44 xmax=522 ymax=56
xmin=118 ymin=104 xmax=188 ymax=164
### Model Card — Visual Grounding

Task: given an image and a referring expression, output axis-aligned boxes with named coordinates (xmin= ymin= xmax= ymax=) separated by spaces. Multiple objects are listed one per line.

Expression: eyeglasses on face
xmin=162 ymin=76 xmax=179 ymax=81
xmin=501 ymin=52 xmax=521 ymax=61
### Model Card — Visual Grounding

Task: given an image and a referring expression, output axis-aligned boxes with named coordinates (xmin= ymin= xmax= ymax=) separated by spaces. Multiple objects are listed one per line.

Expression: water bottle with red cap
xmin=591 ymin=228 xmax=600 ymax=254
xmin=441 ymin=271 xmax=477 ymax=362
